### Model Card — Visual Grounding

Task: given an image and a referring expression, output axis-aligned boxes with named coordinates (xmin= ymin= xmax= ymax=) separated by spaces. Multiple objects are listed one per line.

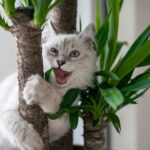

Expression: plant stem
xmin=11 ymin=8 xmax=49 ymax=150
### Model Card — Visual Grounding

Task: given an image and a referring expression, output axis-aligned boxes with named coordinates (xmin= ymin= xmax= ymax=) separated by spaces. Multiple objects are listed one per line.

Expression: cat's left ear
xmin=80 ymin=23 xmax=95 ymax=47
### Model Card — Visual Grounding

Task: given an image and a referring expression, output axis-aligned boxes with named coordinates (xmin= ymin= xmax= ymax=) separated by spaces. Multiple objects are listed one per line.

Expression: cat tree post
xmin=11 ymin=8 xmax=49 ymax=150
xmin=49 ymin=0 xmax=77 ymax=149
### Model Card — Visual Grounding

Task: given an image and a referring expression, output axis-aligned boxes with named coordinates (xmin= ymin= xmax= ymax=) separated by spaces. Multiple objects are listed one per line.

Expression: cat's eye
xmin=49 ymin=48 xmax=58 ymax=56
xmin=69 ymin=50 xmax=80 ymax=58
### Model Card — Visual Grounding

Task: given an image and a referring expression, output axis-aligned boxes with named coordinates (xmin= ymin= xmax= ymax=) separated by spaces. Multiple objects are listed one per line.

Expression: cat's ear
xmin=80 ymin=23 xmax=95 ymax=47
xmin=42 ymin=20 xmax=57 ymax=45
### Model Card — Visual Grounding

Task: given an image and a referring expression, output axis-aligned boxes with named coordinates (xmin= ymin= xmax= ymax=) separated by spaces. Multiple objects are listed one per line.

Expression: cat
xmin=0 ymin=23 xmax=97 ymax=150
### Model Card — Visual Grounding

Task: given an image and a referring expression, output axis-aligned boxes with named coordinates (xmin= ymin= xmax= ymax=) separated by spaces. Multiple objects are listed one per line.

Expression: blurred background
xmin=0 ymin=0 xmax=150 ymax=150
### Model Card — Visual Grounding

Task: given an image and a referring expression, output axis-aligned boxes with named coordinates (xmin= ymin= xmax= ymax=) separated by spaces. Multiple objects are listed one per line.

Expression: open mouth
xmin=53 ymin=68 xmax=71 ymax=85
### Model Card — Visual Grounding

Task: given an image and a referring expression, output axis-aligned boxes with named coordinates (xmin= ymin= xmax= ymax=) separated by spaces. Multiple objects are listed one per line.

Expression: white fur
xmin=0 ymin=23 xmax=97 ymax=150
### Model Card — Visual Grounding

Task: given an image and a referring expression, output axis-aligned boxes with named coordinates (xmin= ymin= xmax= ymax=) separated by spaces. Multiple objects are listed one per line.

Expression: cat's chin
xmin=53 ymin=68 xmax=72 ymax=85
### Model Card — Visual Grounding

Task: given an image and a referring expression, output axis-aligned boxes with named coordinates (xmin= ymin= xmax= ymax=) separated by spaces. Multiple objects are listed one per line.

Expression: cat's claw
xmin=23 ymin=74 xmax=42 ymax=105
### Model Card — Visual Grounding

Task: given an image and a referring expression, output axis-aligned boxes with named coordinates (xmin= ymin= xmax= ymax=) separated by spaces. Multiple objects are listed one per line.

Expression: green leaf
xmin=32 ymin=0 xmax=52 ymax=26
xmin=48 ymin=0 xmax=62 ymax=12
xmin=122 ymin=25 xmax=150 ymax=62
xmin=95 ymin=0 xmax=101 ymax=32
xmin=2 ymin=0 xmax=16 ymax=18
xmin=95 ymin=71 xmax=120 ymax=80
xmin=117 ymin=70 xmax=134 ymax=88
xmin=106 ymin=0 xmax=120 ymax=69
xmin=101 ymin=84 xmax=124 ymax=110
xmin=44 ymin=68 xmax=53 ymax=81
xmin=96 ymin=14 xmax=109 ymax=56
xmin=23 ymin=0 xmax=33 ymax=6
xmin=122 ymin=79 xmax=150 ymax=92
xmin=119 ymin=0 xmax=124 ymax=10
xmin=47 ymin=109 xmax=66 ymax=120
xmin=115 ymin=41 xmax=150 ymax=80
xmin=32 ymin=0 xmax=62 ymax=27
xmin=114 ymin=41 xmax=127 ymax=59
xmin=60 ymin=89 xmax=80 ymax=108
xmin=0 ymin=15 xmax=10 ymax=30
xmin=107 ymin=113 xmax=121 ymax=133
xmin=69 ymin=112 xmax=79 ymax=129
xmin=130 ymin=68 xmax=150 ymax=84
xmin=131 ymin=88 xmax=148 ymax=100
xmin=138 ymin=55 xmax=150 ymax=67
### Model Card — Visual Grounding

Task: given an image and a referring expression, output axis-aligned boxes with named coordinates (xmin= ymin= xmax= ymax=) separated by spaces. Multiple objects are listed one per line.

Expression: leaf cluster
xmin=0 ymin=0 xmax=62 ymax=29
xmin=47 ymin=0 xmax=150 ymax=133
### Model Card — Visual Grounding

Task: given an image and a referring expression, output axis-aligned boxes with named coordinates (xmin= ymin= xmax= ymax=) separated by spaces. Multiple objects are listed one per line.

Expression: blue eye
xmin=69 ymin=50 xmax=80 ymax=58
xmin=49 ymin=48 xmax=58 ymax=56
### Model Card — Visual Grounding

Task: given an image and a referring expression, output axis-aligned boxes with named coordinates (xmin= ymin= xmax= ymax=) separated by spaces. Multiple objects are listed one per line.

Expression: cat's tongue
xmin=54 ymin=68 xmax=70 ymax=85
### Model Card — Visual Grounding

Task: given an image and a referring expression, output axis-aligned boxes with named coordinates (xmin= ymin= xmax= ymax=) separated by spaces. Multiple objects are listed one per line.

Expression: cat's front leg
xmin=23 ymin=74 xmax=61 ymax=113
xmin=23 ymin=75 xmax=71 ymax=143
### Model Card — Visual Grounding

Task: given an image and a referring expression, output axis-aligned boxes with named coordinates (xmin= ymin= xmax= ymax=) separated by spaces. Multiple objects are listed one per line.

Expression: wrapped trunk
xmin=11 ymin=8 xmax=49 ymax=149
xmin=49 ymin=0 xmax=77 ymax=150
xmin=83 ymin=114 xmax=105 ymax=150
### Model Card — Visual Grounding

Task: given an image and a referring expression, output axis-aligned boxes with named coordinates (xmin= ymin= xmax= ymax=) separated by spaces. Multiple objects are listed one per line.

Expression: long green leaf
xmin=23 ymin=0 xmax=33 ymax=6
xmin=2 ymin=0 xmax=16 ymax=18
xmin=95 ymin=71 xmax=119 ymax=80
xmin=44 ymin=68 xmax=53 ymax=81
xmin=47 ymin=109 xmax=66 ymax=120
xmin=122 ymin=25 xmax=150 ymax=62
xmin=95 ymin=0 xmax=101 ymax=32
xmin=115 ymin=41 xmax=150 ymax=80
xmin=48 ymin=0 xmax=62 ymax=12
xmin=69 ymin=112 xmax=79 ymax=129
xmin=122 ymin=79 xmax=150 ymax=92
xmin=96 ymin=13 xmax=109 ymax=56
xmin=106 ymin=0 xmax=120 ymax=69
xmin=0 ymin=15 xmax=10 ymax=30
xmin=107 ymin=113 xmax=121 ymax=133
xmin=32 ymin=0 xmax=52 ymax=26
xmin=100 ymin=84 xmax=124 ymax=110
xmin=60 ymin=89 xmax=80 ymax=108
xmin=138 ymin=55 xmax=150 ymax=67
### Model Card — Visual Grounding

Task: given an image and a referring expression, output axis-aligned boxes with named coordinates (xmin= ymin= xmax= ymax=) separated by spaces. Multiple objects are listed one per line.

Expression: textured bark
xmin=11 ymin=8 xmax=49 ymax=150
xmin=50 ymin=0 xmax=77 ymax=34
xmin=49 ymin=0 xmax=77 ymax=149
xmin=83 ymin=114 xmax=105 ymax=150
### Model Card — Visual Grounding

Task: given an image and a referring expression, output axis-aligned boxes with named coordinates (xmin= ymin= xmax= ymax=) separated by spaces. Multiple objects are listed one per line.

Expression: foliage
xmin=1 ymin=0 xmax=149 ymax=133
xmin=0 ymin=0 xmax=62 ymax=28
xmin=47 ymin=0 xmax=150 ymax=132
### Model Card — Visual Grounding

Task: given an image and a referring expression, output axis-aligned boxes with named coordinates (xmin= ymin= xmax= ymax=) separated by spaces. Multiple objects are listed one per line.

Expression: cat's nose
xmin=57 ymin=60 xmax=66 ymax=66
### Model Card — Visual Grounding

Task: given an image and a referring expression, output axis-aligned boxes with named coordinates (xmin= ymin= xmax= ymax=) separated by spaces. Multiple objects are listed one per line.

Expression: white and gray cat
xmin=0 ymin=23 xmax=97 ymax=150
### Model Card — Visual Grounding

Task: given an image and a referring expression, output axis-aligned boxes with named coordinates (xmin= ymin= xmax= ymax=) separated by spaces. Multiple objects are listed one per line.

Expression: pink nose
xmin=57 ymin=60 xmax=66 ymax=66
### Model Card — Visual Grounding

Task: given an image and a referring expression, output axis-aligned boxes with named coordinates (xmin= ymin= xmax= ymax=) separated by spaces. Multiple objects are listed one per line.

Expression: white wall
xmin=0 ymin=27 xmax=17 ymax=81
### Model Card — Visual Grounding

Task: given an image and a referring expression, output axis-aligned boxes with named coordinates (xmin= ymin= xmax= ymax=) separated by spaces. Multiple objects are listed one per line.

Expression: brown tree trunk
xmin=11 ymin=8 xmax=49 ymax=150
xmin=49 ymin=0 xmax=77 ymax=150
xmin=83 ymin=114 xmax=105 ymax=150
xmin=50 ymin=0 xmax=77 ymax=34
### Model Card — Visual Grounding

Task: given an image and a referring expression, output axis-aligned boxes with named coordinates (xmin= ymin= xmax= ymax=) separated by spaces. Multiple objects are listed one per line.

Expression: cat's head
xmin=42 ymin=23 xmax=97 ymax=90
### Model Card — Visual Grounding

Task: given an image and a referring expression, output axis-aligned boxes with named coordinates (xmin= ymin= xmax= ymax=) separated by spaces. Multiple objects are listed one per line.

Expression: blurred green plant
xmin=0 ymin=0 xmax=62 ymax=29
xmin=47 ymin=0 xmax=150 ymax=132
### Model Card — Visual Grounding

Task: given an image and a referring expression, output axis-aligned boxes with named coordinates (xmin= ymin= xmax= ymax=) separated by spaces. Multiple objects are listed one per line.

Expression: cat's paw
xmin=23 ymin=74 xmax=42 ymax=105
xmin=17 ymin=124 xmax=44 ymax=150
